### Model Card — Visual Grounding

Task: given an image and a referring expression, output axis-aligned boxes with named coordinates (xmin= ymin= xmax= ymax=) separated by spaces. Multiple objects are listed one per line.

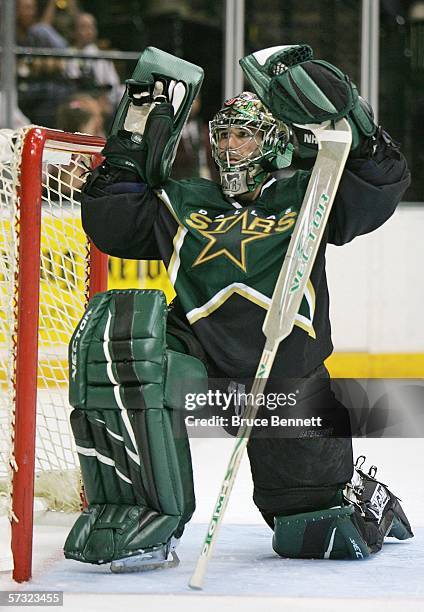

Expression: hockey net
xmin=0 ymin=127 xmax=107 ymax=581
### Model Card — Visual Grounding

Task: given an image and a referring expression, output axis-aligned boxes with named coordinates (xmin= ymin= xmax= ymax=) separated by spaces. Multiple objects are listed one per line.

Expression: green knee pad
xmin=273 ymin=505 xmax=370 ymax=560
xmin=64 ymin=289 xmax=207 ymax=565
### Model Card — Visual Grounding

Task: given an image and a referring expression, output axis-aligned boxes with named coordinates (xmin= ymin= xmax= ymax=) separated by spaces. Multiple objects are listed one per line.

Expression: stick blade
xmin=189 ymin=554 xmax=208 ymax=589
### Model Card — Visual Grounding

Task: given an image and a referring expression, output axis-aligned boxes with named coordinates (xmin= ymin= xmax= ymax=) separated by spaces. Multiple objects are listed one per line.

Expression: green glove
xmin=240 ymin=45 xmax=377 ymax=155
xmin=290 ymin=97 xmax=377 ymax=159
xmin=102 ymin=46 xmax=204 ymax=187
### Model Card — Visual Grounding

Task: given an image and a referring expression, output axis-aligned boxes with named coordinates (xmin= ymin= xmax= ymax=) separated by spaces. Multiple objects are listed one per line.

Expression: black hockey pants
xmin=167 ymin=302 xmax=354 ymax=529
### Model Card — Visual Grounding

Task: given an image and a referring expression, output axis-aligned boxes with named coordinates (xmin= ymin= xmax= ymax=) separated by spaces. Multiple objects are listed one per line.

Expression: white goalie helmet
xmin=209 ymin=91 xmax=292 ymax=196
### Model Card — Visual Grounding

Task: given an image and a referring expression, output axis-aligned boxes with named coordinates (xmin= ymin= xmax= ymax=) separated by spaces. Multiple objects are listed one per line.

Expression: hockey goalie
xmin=64 ymin=45 xmax=413 ymax=572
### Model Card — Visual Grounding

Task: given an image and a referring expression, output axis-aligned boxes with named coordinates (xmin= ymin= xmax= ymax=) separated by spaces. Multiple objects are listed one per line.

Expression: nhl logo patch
xmin=369 ymin=484 xmax=390 ymax=521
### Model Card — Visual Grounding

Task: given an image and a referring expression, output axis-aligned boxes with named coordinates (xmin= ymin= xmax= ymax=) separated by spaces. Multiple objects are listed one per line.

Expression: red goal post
xmin=0 ymin=126 xmax=108 ymax=582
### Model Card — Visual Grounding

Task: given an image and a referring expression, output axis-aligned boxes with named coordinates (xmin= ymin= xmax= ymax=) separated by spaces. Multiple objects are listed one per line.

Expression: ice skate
xmin=110 ymin=537 xmax=180 ymax=573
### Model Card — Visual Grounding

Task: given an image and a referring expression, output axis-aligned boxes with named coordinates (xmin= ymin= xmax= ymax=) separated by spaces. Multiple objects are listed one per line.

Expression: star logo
xmin=192 ymin=210 xmax=269 ymax=272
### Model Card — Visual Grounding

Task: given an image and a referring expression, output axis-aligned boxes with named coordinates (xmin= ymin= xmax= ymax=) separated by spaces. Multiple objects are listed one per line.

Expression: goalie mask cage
xmin=0 ymin=127 xmax=108 ymax=582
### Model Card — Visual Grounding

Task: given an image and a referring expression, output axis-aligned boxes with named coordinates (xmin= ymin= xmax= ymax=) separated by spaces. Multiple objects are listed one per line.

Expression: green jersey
xmin=155 ymin=174 xmax=320 ymax=376
xmin=81 ymin=160 xmax=410 ymax=378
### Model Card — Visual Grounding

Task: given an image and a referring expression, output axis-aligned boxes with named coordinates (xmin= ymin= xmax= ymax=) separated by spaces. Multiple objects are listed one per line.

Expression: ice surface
xmin=0 ymin=437 xmax=423 ymax=612
xmin=4 ymin=522 xmax=422 ymax=596
xmin=0 ymin=523 xmax=422 ymax=611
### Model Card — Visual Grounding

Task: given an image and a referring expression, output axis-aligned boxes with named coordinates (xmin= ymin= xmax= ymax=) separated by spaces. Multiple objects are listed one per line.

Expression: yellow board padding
xmin=0 ymin=360 xmax=69 ymax=386
xmin=325 ymin=353 xmax=424 ymax=378
xmin=1 ymin=255 xmax=176 ymax=387
xmin=3 ymin=216 xmax=422 ymax=383
xmin=0 ymin=214 xmax=89 ymax=345
xmin=108 ymin=257 xmax=176 ymax=302
xmin=2 ymin=352 xmax=424 ymax=388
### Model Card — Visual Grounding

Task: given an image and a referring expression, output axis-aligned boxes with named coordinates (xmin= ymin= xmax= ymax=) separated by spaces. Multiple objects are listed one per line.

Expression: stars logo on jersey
xmin=192 ymin=210 xmax=268 ymax=271
xmin=157 ymin=186 xmax=315 ymax=338
xmin=186 ymin=208 xmax=297 ymax=272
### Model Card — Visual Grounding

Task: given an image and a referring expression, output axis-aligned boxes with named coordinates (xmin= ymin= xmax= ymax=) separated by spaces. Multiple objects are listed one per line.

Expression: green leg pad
xmin=65 ymin=504 xmax=180 ymax=564
xmin=64 ymin=289 xmax=207 ymax=564
xmin=273 ymin=505 xmax=371 ymax=560
xmin=388 ymin=515 xmax=413 ymax=540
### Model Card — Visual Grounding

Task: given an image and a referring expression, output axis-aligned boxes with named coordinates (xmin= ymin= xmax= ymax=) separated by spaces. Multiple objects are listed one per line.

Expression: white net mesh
xmin=0 ymin=127 xmax=105 ymax=514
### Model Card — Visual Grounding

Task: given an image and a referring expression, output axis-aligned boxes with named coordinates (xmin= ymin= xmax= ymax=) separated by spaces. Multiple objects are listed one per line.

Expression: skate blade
xmin=110 ymin=550 xmax=180 ymax=573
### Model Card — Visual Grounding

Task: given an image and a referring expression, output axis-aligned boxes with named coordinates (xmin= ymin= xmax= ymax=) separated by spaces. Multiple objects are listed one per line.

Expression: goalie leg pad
xmin=64 ymin=289 xmax=207 ymax=567
xmin=273 ymin=456 xmax=413 ymax=560
xmin=273 ymin=505 xmax=371 ymax=560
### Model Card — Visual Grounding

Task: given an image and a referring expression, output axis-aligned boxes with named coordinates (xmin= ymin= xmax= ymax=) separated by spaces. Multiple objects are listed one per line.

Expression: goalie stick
xmin=189 ymin=118 xmax=352 ymax=589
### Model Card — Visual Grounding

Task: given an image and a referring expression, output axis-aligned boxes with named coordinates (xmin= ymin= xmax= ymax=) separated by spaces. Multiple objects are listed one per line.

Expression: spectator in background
xmin=56 ymin=93 xmax=105 ymax=137
xmin=16 ymin=0 xmax=73 ymax=48
xmin=171 ymin=96 xmax=215 ymax=180
xmin=0 ymin=64 xmax=30 ymax=128
xmin=53 ymin=92 xmax=105 ymax=195
xmin=0 ymin=91 xmax=30 ymax=129
xmin=16 ymin=0 xmax=77 ymax=127
xmin=65 ymin=12 xmax=124 ymax=113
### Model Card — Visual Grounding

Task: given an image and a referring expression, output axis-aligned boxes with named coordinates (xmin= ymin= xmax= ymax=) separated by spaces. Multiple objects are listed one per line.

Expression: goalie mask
xmin=209 ymin=91 xmax=292 ymax=197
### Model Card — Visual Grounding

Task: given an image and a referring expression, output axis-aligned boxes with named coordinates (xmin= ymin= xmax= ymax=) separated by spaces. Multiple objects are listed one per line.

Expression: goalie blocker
xmin=101 ymin=46 xmax=204 ymax=187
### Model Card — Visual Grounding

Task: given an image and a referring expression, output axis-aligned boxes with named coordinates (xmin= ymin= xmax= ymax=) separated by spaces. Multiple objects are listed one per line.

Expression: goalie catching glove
xmin=240 ymin=44 xmax=377 ymax=158
xmin=101 ymin=47 xmax=203 ymax=187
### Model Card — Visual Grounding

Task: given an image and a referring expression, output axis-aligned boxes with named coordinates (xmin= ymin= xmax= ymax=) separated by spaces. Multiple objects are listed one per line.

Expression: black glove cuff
xmin=82 ymin=164 xmax=140 ymax=198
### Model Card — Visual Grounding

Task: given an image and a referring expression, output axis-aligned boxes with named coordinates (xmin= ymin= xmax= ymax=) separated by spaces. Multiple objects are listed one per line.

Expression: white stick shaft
xmin=189 ymin=345 xmax=276 ymax=589
xmin=189 ymin=119 xmax=352 ymax=590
